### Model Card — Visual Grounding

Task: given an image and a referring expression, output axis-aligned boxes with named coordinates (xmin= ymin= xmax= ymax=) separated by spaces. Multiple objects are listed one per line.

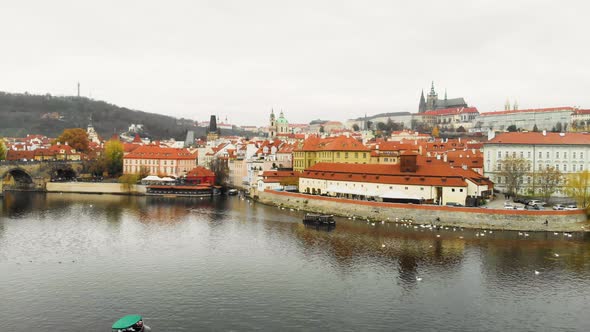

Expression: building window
xmin=405 ymin=187 xmax=408 ymax=190
xmin=497 ymin=151 xmax=501 ymax=158
xmin=564 ymin=152 xmax=568 ymax=159
xmin=345 ymin=152 xmax=349 ymax=159
xmin=527 ymin=151 xmax=531 ymax=158
xmin=452 ymin=188 xmax=456 ymax=192
xmin=520 ymin=152 xmax=524 ymax=158
xmin=573 ymin=164 xmax=577 ymax=172
xmin=547 ymin=152 xmax=550 ymax=158
xmin=539 ymin=151 xmax=542 ymax=158
xmin=420 ymin=187 xmax=424 ymax=190
xmin=581 ymin=152 xmax=584 ymax=159
xmin=556 ymin=152 xmax=559 ymax=158
xmin=355 ymin=152 xmax=358 ymax=158
xmin=563 ymin=164 xmax=567 ymax=171
xmin=460 ymin=189 xmax=463 ymax=192
xmin=573 ymin=152 xmax=577 ymax=159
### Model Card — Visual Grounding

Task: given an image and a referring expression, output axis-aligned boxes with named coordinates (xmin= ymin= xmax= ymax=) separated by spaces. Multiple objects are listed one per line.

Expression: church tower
xmin=207 ymin=114 xmax=220 ymax=142
xmin=426 ymin=81 xmax=438 ymax=111
xmin=276 ymin=110 xmax=289 ymax=135
xmin=418 ymin=90 xmax=427 ymax=113
xmin=269 ymin=109 xmax=276 ymax=138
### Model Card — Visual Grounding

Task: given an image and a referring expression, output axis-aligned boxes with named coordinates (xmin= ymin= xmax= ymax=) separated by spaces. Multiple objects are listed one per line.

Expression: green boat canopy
xmin=112 ymin=315 xmax=142 ymax=329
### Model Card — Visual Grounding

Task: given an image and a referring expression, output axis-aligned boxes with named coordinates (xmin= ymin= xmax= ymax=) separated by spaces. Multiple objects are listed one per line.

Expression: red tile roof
xmin=302 ymin=162 xmax=489 ymax=187
xmin=6 ymin=150 xmax=36 ymax=161
xmin=186 ymin=166 xmax=215 ymax=177
xmin=298 ymin=135 xmax=369 ymax=152
xmin=302 ymin=163 xmax=468 ymax=187
xmin=125 ymin=145 xmax=196 ymax=160
xmin=487 ymin=132 xmax=590 ymax=145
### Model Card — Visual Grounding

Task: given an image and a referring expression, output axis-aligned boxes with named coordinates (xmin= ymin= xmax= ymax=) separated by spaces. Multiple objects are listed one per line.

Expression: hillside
xmin=0 ymin=91 xmax=222 ymax=139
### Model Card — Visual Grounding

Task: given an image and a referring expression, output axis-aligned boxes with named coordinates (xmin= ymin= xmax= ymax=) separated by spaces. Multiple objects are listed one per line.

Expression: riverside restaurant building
xmin=298 ymin=153 xmax=492 ymax=206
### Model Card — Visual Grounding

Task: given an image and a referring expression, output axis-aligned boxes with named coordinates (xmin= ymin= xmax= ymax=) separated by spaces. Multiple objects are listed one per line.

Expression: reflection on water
xmin=0 ymin=192 xmax=589 ymax=332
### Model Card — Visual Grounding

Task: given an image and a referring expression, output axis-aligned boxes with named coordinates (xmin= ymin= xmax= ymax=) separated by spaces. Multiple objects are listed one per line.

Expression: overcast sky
xmin=1 ymin=0 xmax=589 ymax=125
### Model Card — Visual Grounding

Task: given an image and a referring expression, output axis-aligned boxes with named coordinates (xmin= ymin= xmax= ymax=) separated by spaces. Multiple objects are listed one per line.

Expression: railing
xmin=0 ymin=160 xmax=83 ymax=166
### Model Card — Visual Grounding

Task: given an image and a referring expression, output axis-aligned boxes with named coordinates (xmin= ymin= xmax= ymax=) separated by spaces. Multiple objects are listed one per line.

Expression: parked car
xmin=528 ymin=200 xmax=546 ymax=206
xmin=504 ymin=204 xmax=515 ymax=210
xmin=564 ymin=204 xmax=578 ymax=210
xmin=526 ymin=204 xmax=542 ymax=210
xmin=513 ymin=197 xmax=530 ymax=205
xmin=552 ymin=204 xmax=565 ymax=210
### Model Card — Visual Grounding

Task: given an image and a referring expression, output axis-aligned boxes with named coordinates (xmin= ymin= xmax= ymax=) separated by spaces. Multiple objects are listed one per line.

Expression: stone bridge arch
xmin=1 ymin=167 xmax=34 ymax=190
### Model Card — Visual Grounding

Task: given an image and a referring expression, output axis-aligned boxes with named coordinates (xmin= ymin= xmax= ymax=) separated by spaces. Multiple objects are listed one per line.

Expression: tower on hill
xmin=418 ymin=81 xmax=467 ymax=113
xmin=207 ymin=115 xmax=220 ymax=142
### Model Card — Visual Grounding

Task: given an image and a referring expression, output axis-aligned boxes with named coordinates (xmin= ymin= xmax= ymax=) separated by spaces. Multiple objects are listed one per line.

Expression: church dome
xmin=277 ymin=112 xmax=288 ymax=124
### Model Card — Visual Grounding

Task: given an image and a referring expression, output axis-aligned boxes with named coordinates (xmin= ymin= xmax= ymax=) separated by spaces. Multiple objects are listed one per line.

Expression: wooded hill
xmin=0 ymin=91 xmax=238 ymax=139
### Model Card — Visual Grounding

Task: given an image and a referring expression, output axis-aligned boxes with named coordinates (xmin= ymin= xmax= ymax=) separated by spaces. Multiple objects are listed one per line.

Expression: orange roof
xmin=480 ymin=106 xmax=575 ymax=116
xmin=6 ymin=150 xmax=36 ymax=161
xmin=124 ymin=145 xmax=196 ymax=160
xmin=186 ymin=166 xmax=215 ymax=178
xmin=302 ymin=163 xmax=472 ymax=187
xmin=298 ymin=135 xmax=369 ymax=152
xmin=488 ymin=132 xmax=590 ymax=145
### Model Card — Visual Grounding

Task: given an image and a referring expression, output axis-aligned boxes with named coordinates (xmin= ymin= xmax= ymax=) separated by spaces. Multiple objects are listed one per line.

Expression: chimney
xmin=542 ymin=130 xmax=547 ymax=136
xmin=487 ymin=129 xmax=496 ymax=141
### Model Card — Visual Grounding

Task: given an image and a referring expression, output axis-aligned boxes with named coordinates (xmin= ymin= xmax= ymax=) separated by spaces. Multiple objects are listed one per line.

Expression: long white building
xmin=483 ymin=131 xmax=590 ymax=195
xmin=477 ymin=107 xmax=575 ymax=132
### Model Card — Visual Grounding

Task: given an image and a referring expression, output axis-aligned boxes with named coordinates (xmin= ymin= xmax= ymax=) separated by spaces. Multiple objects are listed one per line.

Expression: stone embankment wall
xmin=46 ymin=182 xmax=147 ymax=195
xmin=257 ymin=191 xmax=589 ymax=232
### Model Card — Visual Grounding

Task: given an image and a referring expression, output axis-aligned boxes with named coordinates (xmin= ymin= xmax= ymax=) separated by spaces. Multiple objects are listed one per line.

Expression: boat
xmin=227 ymin=188 xmax=239 ymax=195
xmin=112 ymin=315 xmax=151 ymax=331
xmin=303 ymin=213 xmax=336 ymax=226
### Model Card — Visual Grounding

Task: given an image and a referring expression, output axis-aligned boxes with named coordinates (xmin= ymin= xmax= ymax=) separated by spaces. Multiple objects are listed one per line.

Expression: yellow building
xmin=293 ymin=135 xmax=370 ymax=171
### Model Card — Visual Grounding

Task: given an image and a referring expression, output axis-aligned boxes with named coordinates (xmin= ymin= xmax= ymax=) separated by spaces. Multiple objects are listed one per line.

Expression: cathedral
xmin=418 ymin=82 xmax=467 ymax=113
xmin=268 ymin=109 xmax=289 ymax=138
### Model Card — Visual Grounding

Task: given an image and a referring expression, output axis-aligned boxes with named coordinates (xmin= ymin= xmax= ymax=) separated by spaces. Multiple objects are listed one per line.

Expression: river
xmin=1 ymin=192 xmax=589 ymax=331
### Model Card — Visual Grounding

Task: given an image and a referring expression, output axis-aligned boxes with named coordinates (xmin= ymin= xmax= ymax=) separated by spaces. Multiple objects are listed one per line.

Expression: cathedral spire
xmin=505 ymin=98 xmax=511 ymax=111
xmin=444 ymin=89 xmax=447 ymax=101
xmin=430 ymin=81 xmax=435 ymax=95
xmin=419 ymin=89 xmax=426 ymax=113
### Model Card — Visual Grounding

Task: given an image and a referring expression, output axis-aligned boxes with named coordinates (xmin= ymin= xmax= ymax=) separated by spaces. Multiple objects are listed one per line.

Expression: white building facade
xmin=483 ymin=132 xmax=590 ymax=195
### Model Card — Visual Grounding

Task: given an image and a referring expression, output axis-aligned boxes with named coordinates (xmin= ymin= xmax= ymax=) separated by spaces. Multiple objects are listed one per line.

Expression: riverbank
xmin=256 ymin=190 xmax=589 ymax=232
xmin=46 ymin=182 xmax=147 ymax=195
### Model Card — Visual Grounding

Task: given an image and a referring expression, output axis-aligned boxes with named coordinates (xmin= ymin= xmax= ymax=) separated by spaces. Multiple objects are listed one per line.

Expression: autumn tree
xmin=104 ymin=139 xmax=124 ymax=177
xmin=210 ymin=158 xmax=229 ymax=186
xmin=432 ymin=126 xmax=440 ymax=138
xmin=138 ymin=166 xmax=150 ymax=179
xmin=55 ymin=128 xmax=90 ymax=153
xmin=0 ymin=137 xmax=6 ymax=161
xmin=564 ymin=170 xmax=590 ymax=209
xmin=498 ymin=156 xmax=530 ymax=197
xmin=533 ymin=166 xmax=562 ymax=201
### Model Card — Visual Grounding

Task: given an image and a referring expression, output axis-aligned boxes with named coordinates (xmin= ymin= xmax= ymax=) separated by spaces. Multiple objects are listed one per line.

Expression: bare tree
xmin=498 ymin=156 xmax=530 ymax=197
xmin=533 ymin=166 xmax=562 ymax=201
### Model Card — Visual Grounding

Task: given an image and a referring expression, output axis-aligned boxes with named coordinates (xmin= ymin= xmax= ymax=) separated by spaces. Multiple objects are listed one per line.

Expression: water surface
xmin=1 ymin=192 xmax=589 ymax=331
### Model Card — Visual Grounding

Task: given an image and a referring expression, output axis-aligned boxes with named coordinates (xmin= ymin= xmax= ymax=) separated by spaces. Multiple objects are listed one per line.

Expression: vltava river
xmin=1 ymin=192 xmax=589 ymax=331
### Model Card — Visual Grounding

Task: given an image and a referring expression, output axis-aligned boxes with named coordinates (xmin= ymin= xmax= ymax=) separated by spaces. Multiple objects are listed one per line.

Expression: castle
xmin=419 ymin=82 xmax=467 ymax=113
xmin=268 ymin=109 xmax=289 ymax=138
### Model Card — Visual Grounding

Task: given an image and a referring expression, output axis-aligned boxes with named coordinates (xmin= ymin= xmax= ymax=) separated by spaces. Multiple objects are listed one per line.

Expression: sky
xmin=1 ymin=0 xmax=589 ymax=126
